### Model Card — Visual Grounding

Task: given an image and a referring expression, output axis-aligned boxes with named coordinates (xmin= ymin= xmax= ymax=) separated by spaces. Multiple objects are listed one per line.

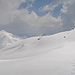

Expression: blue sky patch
xmin=19 ymin=1 xmax=33 ymax=9
xmin=19 ymin=0 xmax=62 ymax=17
xmin=19 ymin=0 xmax=52 ymax=16
xmin=52 ymin=4 xmax=62 ymax=18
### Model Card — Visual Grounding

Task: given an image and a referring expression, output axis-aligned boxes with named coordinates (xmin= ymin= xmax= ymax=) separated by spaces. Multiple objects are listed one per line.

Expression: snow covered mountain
xmin=0 ymin=29 xmax=75 ymax=75
xmin=0 ymin=30 xmax=20 ymax=49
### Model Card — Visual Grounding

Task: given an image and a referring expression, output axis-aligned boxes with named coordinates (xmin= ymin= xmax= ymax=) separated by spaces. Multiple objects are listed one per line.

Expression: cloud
xmin=61 ymin=0 xmax=75 ymax=30
xmin=40 ymin=0 xmax=75 ymax=31
xmin=0 ymin=0 xmax=63 ymax=36
xmin=0 ymin=0 xmax=26 ymax=25
xmin=0 ymin=0 xmax=35 ymax=25
xmin=0 ymin=0 xmax=75 ymax=37
xmin=0 ymin=10 xmax=62 ymax=36
xmin=39 ymin=3 xmax=59 ymax=12
xmin=61 ymin=5 xmax=67 ymax=14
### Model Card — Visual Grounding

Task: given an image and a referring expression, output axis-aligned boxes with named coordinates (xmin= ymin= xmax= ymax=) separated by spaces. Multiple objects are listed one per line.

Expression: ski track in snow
xmin=71 ymin=59 xmax=75 ymax=75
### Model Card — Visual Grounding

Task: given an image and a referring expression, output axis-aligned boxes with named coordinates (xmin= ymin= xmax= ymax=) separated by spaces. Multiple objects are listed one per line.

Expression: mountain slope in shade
xmin=0 ymin=29 xmax=75 ymax=75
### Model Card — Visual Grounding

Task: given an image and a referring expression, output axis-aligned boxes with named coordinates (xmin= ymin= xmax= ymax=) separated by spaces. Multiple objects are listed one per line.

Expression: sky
xmin=0 ymin=0 xmax=75 ymax=37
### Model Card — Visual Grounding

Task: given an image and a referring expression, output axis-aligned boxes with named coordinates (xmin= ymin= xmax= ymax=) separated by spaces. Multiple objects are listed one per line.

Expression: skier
xmin=64 ymin=36 xmax=66 ymax=38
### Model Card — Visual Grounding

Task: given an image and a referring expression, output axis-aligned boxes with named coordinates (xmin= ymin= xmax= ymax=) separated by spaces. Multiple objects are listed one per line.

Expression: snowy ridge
xmin=0 ymin=29 xmax=75 ymax=59
xmin=0 ymin=29 xmax=75 ymax=75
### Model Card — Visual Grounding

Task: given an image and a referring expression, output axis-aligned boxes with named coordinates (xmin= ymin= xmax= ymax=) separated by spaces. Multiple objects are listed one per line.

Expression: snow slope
xmin=0 ymin=29 xmax=75 ymax=75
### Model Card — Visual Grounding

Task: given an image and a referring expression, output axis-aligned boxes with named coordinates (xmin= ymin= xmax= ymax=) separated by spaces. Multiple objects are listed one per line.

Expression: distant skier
xmin=64 ymin=36 xmax=66 ymax=38
xmin=72 ymin=28 xmax=74 ymax=30
xmin=37 ymin=34 xmax=43 ymax=40
xmin=38 ymin=38 xmax=40 ymax=40
xmin=22 ymin=44 xmax=24 ymax=47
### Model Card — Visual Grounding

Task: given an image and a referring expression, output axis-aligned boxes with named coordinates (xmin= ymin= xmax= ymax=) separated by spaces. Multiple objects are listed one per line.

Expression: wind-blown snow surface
xmin=0 ymin=30 xmax=75 ymax=75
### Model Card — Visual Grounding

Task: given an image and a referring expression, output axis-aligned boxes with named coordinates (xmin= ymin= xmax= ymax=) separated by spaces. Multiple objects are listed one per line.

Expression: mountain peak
xmin=0 ymin=30 xmax=20 ymax=49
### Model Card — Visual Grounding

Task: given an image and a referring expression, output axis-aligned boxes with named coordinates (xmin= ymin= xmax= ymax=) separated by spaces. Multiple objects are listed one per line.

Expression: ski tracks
xmin=71 ymin=59 xmax=75 ymax=75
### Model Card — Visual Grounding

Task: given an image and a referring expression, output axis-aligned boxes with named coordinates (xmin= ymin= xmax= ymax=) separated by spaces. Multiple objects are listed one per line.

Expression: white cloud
xmin=39 ymin=4 xmax=58 ymax=12
xmin=40 ymin=0 xmax=75 ymax=31
xmin=14 ymin=10 xmax=63 ymax=35
xmin=0 ymin=0 xmax=35 ymax=25
xmin=0 ymin=0 xmax=63 ymax=36
xmin=39 ymin=0 xmax=62 ymax=12
xmin=0 ymin=0 xmax=75 ymax=36
xmin=39 ymin=3 xmax=59 ymax=12
xmin=1 ymin=10 xmax=62 ymax=36
xmin=60 ymin=0 xmax=75 ymax=30
xmin=61 ymin=5 xmax=67 ymax=14
xmin=60 ymin=0 xmax=74 ymax=14
xmin=0 ymin=0 xmax=26 ymax=25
